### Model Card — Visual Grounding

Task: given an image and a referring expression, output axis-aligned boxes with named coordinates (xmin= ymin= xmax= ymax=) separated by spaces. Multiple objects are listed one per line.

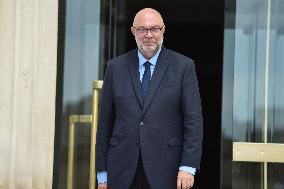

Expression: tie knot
xmin=144 ymin=61 xmax=151 ymax=70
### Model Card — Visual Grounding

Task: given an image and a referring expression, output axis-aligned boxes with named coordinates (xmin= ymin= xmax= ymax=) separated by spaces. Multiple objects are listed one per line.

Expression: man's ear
xmin=130 ymin=27 xmax=136 ymax=37
xmin=162 ymin=25 xmax=166 ymax=34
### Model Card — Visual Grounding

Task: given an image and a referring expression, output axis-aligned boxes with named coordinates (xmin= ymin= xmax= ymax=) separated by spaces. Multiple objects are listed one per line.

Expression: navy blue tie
xmin=141 ymin=61 xmax=151 ymax=101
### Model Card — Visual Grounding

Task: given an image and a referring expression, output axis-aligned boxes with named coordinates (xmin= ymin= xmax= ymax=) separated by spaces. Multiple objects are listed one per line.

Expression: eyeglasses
xmin=134 ymin=25 xmax=165 ymax=35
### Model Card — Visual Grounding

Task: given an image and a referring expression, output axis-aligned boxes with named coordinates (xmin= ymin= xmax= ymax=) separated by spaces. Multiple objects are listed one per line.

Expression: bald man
xmin=95 ymin=8 xmax=203 ymax=189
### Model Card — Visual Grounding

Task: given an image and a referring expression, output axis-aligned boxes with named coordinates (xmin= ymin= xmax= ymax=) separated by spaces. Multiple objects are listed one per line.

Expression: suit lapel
xmin=142 ymin=46 xmax=170 ymax=113
xmin=127 ymin=49 xmax=143 ymax=108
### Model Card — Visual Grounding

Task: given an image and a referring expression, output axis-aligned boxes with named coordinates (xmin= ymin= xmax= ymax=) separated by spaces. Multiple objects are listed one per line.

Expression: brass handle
xmin=67 ymin=115 xmax=92 ymax=189
xmin=67 ymin=80 xmax=103 ymax=189
xmin=89 ymin=80 xmax=103 ymax=189
xmin=233 ymin=142 xmax=284 ymax=163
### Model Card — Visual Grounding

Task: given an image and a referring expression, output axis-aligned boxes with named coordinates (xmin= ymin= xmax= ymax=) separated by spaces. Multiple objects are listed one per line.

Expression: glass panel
xmin=232 ymin=162 xmax=262 ymax=189
xmin=221 ymin=1 xmax=235 ymax=187
xmin=268 ymin=163 xmax=284 ymax=189
xmin=232 ymin=0 xmax=267 ymax=144
xmin=223 ymin=0 xmax=284 ymax=188
xmin=267 ymin=0 xmax=284 ymax=188
xmin=53 ymin=0 xmax=105 ymax=188
xmin=221 ymin=0 xmax=280 ymax=188
xmin=231 ymin=1 xmax=267 ymax=188
xmin=267 ymin=0 xmax=284 ymax=145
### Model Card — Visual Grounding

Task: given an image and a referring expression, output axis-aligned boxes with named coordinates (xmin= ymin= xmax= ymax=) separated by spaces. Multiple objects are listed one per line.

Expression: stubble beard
xmin=136 ymin=37 xmax=163 ymax=59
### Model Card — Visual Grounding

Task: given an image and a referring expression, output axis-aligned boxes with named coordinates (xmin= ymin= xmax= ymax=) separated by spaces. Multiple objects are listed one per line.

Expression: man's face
xmin=131 ymin=11 xmax=165 ymax=59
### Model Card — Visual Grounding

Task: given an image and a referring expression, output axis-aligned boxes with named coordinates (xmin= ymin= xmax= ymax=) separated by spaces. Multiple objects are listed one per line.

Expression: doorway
xmin=53 ymin=0 xmax=224 ymax=188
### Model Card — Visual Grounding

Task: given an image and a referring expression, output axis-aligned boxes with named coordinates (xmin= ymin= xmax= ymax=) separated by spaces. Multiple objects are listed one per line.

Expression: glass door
xmin=221 ymin=0 xmax=284 ymax=188
xmin=53 ymin=0 xmax=118 ymax=188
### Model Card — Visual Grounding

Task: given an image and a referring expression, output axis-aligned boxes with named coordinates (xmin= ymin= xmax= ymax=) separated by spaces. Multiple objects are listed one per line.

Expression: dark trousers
xmin=129 ymin=153 xmax=152 ymax=189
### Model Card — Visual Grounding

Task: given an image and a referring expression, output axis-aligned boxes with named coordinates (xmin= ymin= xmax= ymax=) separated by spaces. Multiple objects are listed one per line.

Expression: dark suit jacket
xmin=95 ymin=46 xmax=203 ymax=189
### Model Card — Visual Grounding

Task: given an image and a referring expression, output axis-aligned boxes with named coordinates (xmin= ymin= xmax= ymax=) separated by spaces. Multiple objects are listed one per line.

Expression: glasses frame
xmin=134 ymin=25 xmax=165 ymax=35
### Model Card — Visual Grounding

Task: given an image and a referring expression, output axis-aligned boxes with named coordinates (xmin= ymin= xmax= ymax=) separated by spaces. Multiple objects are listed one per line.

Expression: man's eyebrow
xmin=135 ymin=25 xmax=163 ymax=28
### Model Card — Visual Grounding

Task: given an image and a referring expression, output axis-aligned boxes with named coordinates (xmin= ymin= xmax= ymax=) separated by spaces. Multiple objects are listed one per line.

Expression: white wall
xmin=0 ymin=0 xmax=58 ymax=188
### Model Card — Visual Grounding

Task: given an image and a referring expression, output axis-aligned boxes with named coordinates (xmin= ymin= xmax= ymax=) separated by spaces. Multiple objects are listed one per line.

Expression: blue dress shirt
xmin=97 ymin=48 xmax=196 ymax=184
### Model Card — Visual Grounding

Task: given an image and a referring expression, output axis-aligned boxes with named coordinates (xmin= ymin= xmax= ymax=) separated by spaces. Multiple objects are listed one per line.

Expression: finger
xmin=185 ymin=179 xmax=190 ymax=189
xmin=189 ymin=179 xmax=194 ymax=188
xmin=189 ymin=175 xmax=194 ymax=188
xmin=181 ymin=179 xmax=188 ymax=189
xmin=177 ymin=178 xmax=182 ymax=189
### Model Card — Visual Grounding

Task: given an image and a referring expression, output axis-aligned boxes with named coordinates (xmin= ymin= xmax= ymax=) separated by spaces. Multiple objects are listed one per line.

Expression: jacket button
xmin=139 ymin=122 xmax=143 ymax=126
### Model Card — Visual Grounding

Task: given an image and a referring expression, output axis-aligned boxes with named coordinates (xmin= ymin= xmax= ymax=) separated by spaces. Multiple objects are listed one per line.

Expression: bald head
xmin=133 ymin=8 xmax=164 ymax=28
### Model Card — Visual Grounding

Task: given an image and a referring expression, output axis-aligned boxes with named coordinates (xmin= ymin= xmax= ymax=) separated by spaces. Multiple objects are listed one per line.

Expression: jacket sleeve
xmin=180 ymin=61 xmax=203 ymax=169
xmin=95 ymin=62 xmax=115 ymax=172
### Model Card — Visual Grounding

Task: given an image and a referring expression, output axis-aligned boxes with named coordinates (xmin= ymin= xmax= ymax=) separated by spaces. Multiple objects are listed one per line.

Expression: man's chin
xmin=142 ymin=46 xmax=158 ymax=53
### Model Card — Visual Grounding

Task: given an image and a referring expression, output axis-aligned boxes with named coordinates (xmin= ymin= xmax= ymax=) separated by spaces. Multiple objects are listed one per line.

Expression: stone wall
xmin=0 ymin=0 xmax=58 ymax=188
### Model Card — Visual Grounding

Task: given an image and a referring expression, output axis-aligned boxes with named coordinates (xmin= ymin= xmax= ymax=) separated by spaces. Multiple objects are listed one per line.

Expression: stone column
xmin=0 ymin=0 xmax=58 ymax=188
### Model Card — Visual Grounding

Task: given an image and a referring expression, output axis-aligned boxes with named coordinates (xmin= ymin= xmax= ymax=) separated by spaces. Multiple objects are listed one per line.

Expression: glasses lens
xmin=137 ymin=28 xmax=146 ymax=33
xmin=151 ymin=28 xmax=160 ymax=33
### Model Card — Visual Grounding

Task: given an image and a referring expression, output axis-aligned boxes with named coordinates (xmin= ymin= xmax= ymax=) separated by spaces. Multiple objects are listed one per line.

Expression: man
xmin=95 ymin=8 xmax=203 ymax=189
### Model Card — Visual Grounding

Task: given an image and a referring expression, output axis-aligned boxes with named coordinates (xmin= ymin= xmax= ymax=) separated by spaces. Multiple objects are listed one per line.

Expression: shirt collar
xmin=138 ymin=47 xmax=162 ymax=68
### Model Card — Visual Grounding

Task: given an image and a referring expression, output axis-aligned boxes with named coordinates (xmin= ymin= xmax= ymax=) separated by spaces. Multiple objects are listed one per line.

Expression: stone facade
xmin=0 ymin=0 xmax=58 ymax=188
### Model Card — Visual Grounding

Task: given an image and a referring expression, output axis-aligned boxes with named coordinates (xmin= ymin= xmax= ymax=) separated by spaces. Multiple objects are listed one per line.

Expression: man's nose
xmin=145 ymin=30 xmax=153 ymax=37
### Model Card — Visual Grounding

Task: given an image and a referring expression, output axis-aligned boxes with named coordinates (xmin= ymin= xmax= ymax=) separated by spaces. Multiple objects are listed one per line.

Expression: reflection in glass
xmin=53 ymin=0 xmax=103 ymax=188
xmin=268 ymin=164 xmax=284 ymax=189
xmin=232 ymin=0 xmax=267 ymax=144
xmin=222 ymin=0 xmax=284 ymax=188
xmin=267 ymin=0 xmax=284 ymax=188
xmin=231 ymin=1 xmax=267 ymax=188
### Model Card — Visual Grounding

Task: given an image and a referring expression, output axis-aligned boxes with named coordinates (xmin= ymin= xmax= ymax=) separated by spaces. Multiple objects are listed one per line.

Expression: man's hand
xmin=177 ymin=171 xmax=194 ymax=189
xmin=98 ymin=183 xmax=107 ymax=189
